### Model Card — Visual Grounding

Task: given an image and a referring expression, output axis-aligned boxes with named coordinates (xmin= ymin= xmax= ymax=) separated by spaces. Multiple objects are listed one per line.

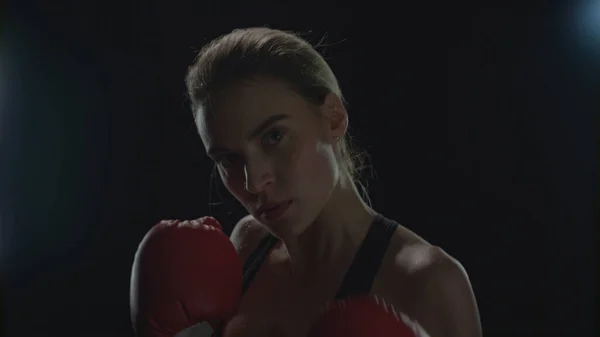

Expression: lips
xmin=257 ymin=203 xmax=280 ymax=213
xmin=257 ymin=200 xmax=292 ymax=222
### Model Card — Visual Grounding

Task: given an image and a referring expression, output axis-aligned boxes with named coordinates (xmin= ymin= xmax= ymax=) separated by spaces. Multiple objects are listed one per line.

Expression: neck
xmin=282 ymin=174 xmax=375 ymax=273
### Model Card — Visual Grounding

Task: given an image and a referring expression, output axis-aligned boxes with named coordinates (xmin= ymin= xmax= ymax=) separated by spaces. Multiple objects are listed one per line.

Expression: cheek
xmin=218 ymin=167 xmax=247 ymax=201
xmin=289 ymin=138 xmax=338 ymax=196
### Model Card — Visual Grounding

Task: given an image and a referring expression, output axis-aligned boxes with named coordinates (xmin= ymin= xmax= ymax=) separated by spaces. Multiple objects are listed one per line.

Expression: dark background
xmin=1 ymin=1 xmax=597 ymax=336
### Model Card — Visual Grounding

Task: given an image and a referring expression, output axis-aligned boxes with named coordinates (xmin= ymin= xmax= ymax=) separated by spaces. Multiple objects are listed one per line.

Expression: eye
xmin=215 ymin=154 xmax=239 ymax=169
xmin=261 ymin=128 xmax=284 ymax=147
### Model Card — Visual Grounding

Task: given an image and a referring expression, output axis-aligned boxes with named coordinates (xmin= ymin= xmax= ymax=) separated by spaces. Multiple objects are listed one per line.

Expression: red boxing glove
xmin=309 ymin=296 xmax=429 ymax=337
xmin=130 ymin=217 xmax=243 ymax=337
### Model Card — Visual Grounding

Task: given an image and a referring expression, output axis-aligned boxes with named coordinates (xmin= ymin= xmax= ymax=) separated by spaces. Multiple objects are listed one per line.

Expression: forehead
xmin=195 ymin=79 xmax=316 ymax=149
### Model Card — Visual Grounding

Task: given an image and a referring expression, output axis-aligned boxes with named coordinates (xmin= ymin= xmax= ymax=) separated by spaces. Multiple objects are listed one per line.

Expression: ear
xmin=320 ymin=93 xmax=348 ymax=143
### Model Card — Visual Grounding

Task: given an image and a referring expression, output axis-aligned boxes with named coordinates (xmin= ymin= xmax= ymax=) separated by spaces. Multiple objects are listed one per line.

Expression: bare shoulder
xmin=389 ymin=225 xmax=447 ymax=276
xmin=229 ymin=214 xmax=271 ymax=263
xmin=378 ymin=223 xmax=482 ymax=337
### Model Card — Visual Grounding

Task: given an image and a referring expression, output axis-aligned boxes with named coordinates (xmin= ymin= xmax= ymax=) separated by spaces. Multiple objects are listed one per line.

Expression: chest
xmin=222 ymin=274 xmax=406 ymax=337
xmin=223 ymin=293 xmax=319 ymax=337
xmin=223 ymin=256 xmax=342 ymax=337
xmin=222 ymin=229 xmax=412 ymax=337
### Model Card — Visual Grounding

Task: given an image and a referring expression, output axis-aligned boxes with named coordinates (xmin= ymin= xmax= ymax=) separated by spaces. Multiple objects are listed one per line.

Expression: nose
xmin=243 ymin=158 xmax=274 ymax=194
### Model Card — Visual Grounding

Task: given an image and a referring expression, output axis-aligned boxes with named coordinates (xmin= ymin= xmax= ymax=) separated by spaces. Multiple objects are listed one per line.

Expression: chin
xmin=268 ymin=213 xmax=310 ymax=239
xmin=289 ymin=212 xmax=320 ymax=238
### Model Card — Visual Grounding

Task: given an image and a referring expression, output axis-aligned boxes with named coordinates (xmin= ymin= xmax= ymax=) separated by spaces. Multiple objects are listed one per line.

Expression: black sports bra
xmin=241 ymin=213 xmax=399 ymax=298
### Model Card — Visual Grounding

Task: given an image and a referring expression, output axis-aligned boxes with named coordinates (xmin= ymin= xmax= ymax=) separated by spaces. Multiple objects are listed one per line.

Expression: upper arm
xmin=229 ymin=214 xmax=270 ymax=264
xmin=409 ymin=249 xmax=482 ymax=337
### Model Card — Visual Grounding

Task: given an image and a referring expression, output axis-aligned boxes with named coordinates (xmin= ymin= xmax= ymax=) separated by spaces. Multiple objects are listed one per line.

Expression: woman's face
xmin=196 ymin=78 xmax=347 ymax=237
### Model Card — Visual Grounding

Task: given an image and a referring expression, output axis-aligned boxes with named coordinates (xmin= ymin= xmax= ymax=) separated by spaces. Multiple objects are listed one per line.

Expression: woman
xmin=185 ymin=27 xmax=482 ymax=337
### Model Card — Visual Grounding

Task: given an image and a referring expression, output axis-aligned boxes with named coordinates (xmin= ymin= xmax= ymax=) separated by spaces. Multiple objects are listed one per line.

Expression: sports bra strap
xmin=334 ymin=214 xmax=398 ymax=298
xmin=241 ymin=234 xmax=278 ymax=294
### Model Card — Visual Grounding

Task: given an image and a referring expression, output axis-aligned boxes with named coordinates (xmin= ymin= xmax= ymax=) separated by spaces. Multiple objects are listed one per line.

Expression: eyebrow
xmin=207 ymin=113 xmax=290 ymax=157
